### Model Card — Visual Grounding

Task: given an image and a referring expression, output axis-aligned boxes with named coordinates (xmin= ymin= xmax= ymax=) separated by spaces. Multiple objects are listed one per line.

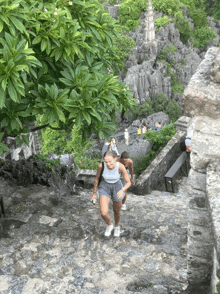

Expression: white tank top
xmin=102 ymin=162 xmax=120 ymax=183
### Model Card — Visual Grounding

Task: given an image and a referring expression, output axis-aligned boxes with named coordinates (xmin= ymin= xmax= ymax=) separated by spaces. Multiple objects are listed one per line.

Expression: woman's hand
xmin=117 ymin=189 xmax=124 ymax=199
xmin=90 ymin=192 xmax=97 ymax=202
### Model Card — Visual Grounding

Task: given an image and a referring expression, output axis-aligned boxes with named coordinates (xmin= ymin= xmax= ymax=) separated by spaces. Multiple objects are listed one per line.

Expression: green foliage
xmin=212 ymin=282 xmax=220 ymax=294
xmin=158 ymin=45 xmax=177 ymax=60
xmin=130 ymin=93 xmax=182 ymax=123
xmin=143 ymin=123 xmax=177 ymax=151
xmin=39 ymin=123 xmax=100 ymax=170
xmin=192 ymin=26 xmax=217 ymax=48
xmin=133 ymin=149 xmax=156 ymax=177
xmin=0 ymin=0 xmax=135 ymax=155
xmin=113 ymin=33 xmax=135 ymax=75
xmin=189 ymin=6 xmax=207 ymax=28
xmin=165 ymin=99 xmax=182 ymax=122
xmin=151 ymin=93 xmax=168 ymax=112
xmin=130 ymin=99 xmax=154 ymax=120
xmin=108 ymin=0 xmax=117 ymax=5
xmin=204 ymin=0 xmax=220 ymax=20
xmin=134 ymin=124 xmax=177 ymax=176
xmin=175 ymin=18 xmax=192 ymax=44
xmin=155 ymin=16 xmax=172 ymax=30
xmin=152 ymin=0 xmax=182 ymax=15
xmin=118 ymin=0 xmax=148 ymax=32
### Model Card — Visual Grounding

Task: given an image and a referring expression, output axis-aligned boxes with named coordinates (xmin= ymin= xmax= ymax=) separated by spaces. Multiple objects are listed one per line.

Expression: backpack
xmin=98 ymin=162 xmax=104 ymax=186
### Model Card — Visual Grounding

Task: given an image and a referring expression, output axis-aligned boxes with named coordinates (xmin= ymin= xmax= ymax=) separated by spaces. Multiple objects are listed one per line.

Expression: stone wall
xmin=183 ymin=47 xmax=220 ymax=292
xmin=131 ymin=131 xmax=185 ymax=195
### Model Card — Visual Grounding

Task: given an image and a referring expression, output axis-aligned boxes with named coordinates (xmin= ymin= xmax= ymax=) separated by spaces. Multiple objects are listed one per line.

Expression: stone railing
xmin=130 ymin=130 xmax=186 ymax=195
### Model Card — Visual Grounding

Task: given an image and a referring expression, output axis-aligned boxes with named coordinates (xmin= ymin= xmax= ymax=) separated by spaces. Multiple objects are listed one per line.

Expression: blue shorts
xmin=98 ymin=179 xmax=125 ymax=202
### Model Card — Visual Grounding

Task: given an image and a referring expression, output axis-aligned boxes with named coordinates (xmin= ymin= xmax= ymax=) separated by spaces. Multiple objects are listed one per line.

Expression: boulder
xmin=210 ymin=51 xmax=220 ymax=83
xmin=142 ymin=112 xmax=170 ymax=127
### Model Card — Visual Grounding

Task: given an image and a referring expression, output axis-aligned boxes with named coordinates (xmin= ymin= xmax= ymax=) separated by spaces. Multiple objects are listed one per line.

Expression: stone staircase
xmin=0 ymin=176 xmax=192 ymax=294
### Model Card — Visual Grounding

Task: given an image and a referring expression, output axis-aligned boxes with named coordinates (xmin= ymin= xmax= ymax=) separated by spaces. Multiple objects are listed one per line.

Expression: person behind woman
xmin=108 ymin=137 xmax=120 ymax=156
xmin=116 ymin=151 xmax=134 ymax=210
xmin=91 ymin=150 xmax=131 ymax=237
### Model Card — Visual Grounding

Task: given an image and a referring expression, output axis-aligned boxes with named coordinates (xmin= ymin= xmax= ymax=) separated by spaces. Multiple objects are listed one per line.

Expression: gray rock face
xmin=124 ymin=61 xmax=172 ymax=103
xmin=143 ymin=111 xmax=170 ymax=127
xmin=183 ymin=47 xmax=220 ymax=119
xmin=0 ymin=176 xmax=190 ymax=293
xmin=210 ymin=51 xmax=220 ymax=83
xmin=0 ymin=157 xmax=78 ymax=195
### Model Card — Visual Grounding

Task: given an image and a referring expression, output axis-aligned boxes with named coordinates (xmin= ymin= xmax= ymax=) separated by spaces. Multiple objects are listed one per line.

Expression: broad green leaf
xmin=22 ymin=135 xmax=29 ymax=146
xmin=0 ymin=20 xmax=3 ymax=33
xmin=16 ymin=136 xmax=22 ymax=146
xmin=32 ymin=35 xmax=42 ymax=44
xmin=0 ymin=142 xmax=10 ymax=153
xmin=82 ymin=112 xmax=91 ymax=125
xmin=8 ymin=80 xmax=18 ymax=102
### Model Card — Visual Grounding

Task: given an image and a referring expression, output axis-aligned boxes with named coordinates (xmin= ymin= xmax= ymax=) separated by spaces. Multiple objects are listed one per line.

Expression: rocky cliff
xmin=120 ymin=8 xmax=220 ymax=107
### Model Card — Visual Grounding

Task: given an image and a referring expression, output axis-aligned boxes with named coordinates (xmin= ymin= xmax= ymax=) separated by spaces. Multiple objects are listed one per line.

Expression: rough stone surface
xmin=190 ymin=116 xmax=220 ymax=172
xmin=0 ymin=176 xmax=190 ymax=293
xmin=0 ymin=157 xmax=78 ymax=195
xmin=183 ymin=47 xmax=220 ymax=119
xmin=210 ymin=51 xmax=220 ymax=83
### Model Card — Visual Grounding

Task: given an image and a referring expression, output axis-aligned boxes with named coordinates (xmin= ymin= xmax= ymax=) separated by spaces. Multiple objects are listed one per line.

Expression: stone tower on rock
xmin=144 ymin=0 xmax=157 ymax=48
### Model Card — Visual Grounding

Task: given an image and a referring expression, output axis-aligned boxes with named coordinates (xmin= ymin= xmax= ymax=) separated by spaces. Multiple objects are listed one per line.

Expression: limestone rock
xmin=183 ymin=47 xmax=220 ymax=119
xmin=210 ymin=51 xmax=220 ymax=83
xmin=142 ymin=112 xmax=170 ymax=127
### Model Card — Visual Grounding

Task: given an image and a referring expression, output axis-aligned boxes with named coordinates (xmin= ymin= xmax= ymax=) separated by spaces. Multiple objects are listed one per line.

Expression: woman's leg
xmin=113 ymin=201 xmax=122 ymax=227
xmin=99 ymin=195 xmax=111 ymax=225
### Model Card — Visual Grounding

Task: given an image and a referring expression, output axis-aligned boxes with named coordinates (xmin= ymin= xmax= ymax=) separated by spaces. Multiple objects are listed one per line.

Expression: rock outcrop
xmin=183 ymin=47 xmax=220 ymax=119
xmin=183 ymin=47 xmax=220 ymax=292
xmin=120 ymin=8 xmax=220 ymax=106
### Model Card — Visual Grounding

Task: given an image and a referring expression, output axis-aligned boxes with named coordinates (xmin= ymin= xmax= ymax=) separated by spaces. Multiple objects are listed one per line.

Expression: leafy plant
xmin=165 ymin=100 xmax=182 ymax=123
xmin=158 ymin=45 xmax=177 ymax=60
xmin=118 ymin=0 xmax=148 ymax=32
xmin=152 ymin=0 xmax=182 ymax=15
xmin=174 ymin=18 xmax=192 ymax=44
xmin=192 ymin=26 xmax=217 ymax=48
xmin=212 ymin=282 xmax=220 ymax=294
xmin=189 ymin=6 xmax=207 ymax=28
xmin=0 ymin=0 xmax=135 ymax=155
xmin=155 ymin=16 xmax=172 ymax=30
xmin=133 ymin=124 xmax=177 ymax=176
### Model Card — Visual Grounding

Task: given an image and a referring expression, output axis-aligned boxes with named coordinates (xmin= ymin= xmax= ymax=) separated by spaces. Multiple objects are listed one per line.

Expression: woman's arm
xmin=90 ymin=163 xmax=103 ymax=201
xmin=129 ymin=160 xmax=134 ymax=185
xmin=119 ymin=163 xmax=131 ymax=191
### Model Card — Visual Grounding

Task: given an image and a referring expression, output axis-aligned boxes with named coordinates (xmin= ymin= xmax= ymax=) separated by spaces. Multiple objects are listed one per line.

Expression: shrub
xmin=155 ymin=16 xmax=172 ymax=30
xmin=143 ymin=123 xmax=177 ymax=151
xmin=108 ymin=0 xmax=117 ymax=5
xmin=118 ymin=0 xmax=148 ymax=32
xmin=189 ymin=6 xmax=207 ymax=28
xmin=192 ymin=27 xmax=217 ymax=48
xmin=152 ymin=0 xmax=182 ymax=15
xmin=151 ymin=93 xmax=169 ymax=112
xmin=133 ymin=124 xmax=177 ymax=176
xmin=165 ymin=99 xmax=182 ymax=122
xmin=130 ymin=99 xmax=154 ymax=120
xmin=133 ymin=150 xmax=156 ymax=177
xmin=158 ymin=44 xmax=177 ymax=60
xmin=175 ymin=18 xmax=191 ymax=44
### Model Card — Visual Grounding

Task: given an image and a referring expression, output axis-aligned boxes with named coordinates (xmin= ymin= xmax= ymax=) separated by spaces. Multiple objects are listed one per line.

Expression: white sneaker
xmin=104 ymin=224 xmax=114 ymax=237
xmin=114 ymin=226 xmax=121 ymax=237
xmin=121 ymin=204 xmax=127 ymax=210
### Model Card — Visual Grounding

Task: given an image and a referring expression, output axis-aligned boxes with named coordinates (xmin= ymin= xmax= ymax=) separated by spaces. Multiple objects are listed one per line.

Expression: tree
xmin=0 ymin=0 xmax=135 ymax=155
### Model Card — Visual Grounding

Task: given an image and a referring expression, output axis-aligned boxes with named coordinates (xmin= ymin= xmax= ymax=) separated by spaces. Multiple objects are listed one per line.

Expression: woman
xmin=116 ymin=151 xmax=134 ymax=211
xmin=108 ymin=137 xmax=119 ymax=156
xmin=91 ymin=150 xmax=131 ymax=237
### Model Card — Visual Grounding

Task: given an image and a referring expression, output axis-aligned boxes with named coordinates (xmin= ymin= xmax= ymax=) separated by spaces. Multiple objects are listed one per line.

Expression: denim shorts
xmin=98 ymin=179 xmax=125 ymax=202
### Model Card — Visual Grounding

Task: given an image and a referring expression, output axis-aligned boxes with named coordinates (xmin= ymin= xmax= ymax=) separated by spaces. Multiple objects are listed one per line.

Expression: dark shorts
xmin=98 ymin=179 xmax=124 ymax=202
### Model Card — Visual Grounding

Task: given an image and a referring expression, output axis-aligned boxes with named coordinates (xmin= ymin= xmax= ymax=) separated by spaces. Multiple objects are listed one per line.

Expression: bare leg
xmin=122 ymin=193 xmax=127 ymax=205
xmin=113 ymin=201 xmax=122 ymax=227
xmin=99 ymin=195 xmax=111 ymax=225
